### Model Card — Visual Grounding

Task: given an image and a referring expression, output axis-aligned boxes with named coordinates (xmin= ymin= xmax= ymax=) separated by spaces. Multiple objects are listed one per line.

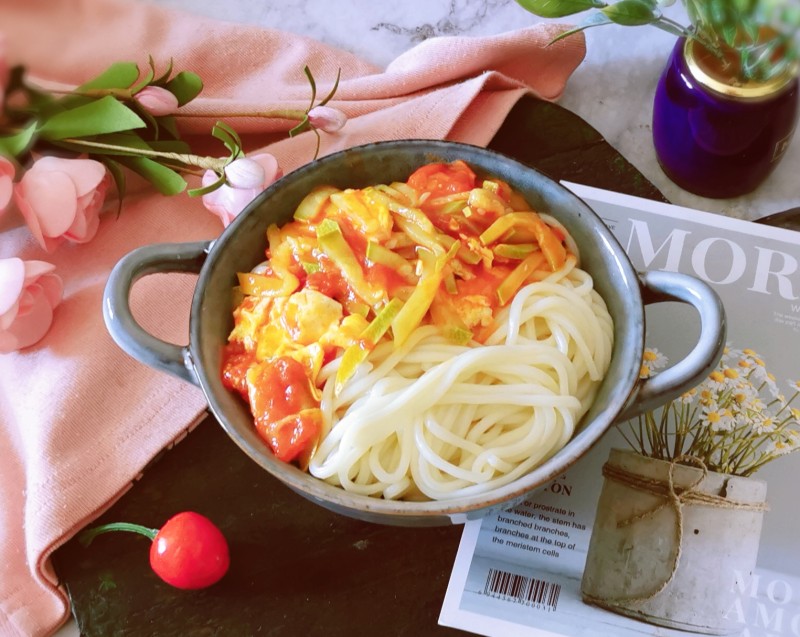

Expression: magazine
xmin=439 ymin=183 xmax=800 ymax=637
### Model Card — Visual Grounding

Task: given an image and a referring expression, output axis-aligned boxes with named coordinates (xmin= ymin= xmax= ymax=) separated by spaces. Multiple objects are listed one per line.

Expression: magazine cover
xmin=439 ymin=183 xmax=800 ymax=637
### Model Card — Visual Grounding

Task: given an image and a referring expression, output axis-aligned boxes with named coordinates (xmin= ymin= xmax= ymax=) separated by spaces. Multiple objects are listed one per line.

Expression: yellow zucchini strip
xmin=493 ymin=243 xmax=538 ymax=260
xmin=316 ymin=218 xmax=384 ymax=306
xmin=496 ymin=251 xmax=547 ymax=306
xmin=335 ymin=298 xmax=404 ymax=394
xmin=391 ymin=242 xmax=459 ymax=348
xmin=530 ymin=214 xmax=567 ymax=271
xmin=294 ymin=185 xmax=340 ymax=221
xmin=237 ymin=271 xmax=299 ymax=297
xmin=365 ymin=241 xmax=415 ymax=282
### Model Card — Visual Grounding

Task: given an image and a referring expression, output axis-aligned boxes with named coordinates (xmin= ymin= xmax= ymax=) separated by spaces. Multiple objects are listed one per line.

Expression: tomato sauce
xmin=407 ymin=160 xmax=477 ymax=198
xmin=220 ymin=342 xmax=255 ymax=399
xmin=242 ymin=356 xmax=321 ymax=464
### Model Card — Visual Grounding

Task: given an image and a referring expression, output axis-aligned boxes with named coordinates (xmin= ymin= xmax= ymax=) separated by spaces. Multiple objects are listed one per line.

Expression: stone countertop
xmin=143 ymin=0 xmax=798 ymax=222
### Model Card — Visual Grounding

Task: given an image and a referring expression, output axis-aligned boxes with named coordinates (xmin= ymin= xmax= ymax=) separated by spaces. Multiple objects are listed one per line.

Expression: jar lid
xmin=685 ymin=38 xmax=799 ymax=100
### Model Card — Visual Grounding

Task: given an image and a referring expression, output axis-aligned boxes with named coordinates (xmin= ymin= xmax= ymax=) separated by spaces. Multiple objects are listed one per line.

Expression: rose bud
xmin=202 ymin=153 xmax=282 ymax=227
xmin=134 ymin=86 xmax=179 ymax=117
xmin=308 ymin=106 xmax=347 ymax=133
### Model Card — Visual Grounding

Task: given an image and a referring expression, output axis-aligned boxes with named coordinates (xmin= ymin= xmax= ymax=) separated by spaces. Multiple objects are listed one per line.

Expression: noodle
xmin=309 ymin=256 xmax=614 ymax=500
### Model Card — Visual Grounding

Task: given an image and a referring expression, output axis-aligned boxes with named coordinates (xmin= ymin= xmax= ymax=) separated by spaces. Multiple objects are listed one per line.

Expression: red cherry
xmin=79 ymin=511 xmax=230 ymax=590
xmin=149 ymin=512 xmax=230 ymax=589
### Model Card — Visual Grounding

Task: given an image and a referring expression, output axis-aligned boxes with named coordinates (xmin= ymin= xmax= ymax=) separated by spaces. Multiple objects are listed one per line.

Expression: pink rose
xmin=201 ymin=153 xmax=282 ymax=227
xmin=0 ymin=258 xmax=63 ymax=353
xmin=308 ymin=106 xmax=347 ymax=133
xmin=134 ymin=86 xmax=179 ymax=117
xmin=14 ymin=156 xmax=110 ymax=252
xmin=0 ymin=155 xmax=13 ymax=217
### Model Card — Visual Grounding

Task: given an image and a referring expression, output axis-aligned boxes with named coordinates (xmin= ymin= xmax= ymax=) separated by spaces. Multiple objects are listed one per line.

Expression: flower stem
xmin=62 ymin=138 xmax=227 ymax=172
xmin=78 ymin=521 xmax=158 ymax=547
xmin=177 ymin=108 xmax=308 ymax=121
xmin=49 ymin=87 xmax=134 ymax=100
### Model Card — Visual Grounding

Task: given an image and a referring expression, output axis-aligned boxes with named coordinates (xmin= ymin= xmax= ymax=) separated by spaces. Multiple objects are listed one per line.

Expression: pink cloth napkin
xmin=0 ymin=0 xmax=585 ymax=634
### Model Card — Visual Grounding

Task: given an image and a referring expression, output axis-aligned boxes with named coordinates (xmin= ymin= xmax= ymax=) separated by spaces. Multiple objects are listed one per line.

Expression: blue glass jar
xmin=652 ymin=38 xmax=798 ymax=199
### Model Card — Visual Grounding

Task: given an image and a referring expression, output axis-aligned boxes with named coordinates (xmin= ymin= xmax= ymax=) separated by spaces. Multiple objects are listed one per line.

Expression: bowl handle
xmin=103 ymin=241 xmax=212 ymax=387
xmin=615 ymin=269 xmax=727 ymax=422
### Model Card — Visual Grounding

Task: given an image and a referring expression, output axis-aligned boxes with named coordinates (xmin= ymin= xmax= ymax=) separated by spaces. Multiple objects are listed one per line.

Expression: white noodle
xmin=307 ymin=261 xmax=614 ymax=501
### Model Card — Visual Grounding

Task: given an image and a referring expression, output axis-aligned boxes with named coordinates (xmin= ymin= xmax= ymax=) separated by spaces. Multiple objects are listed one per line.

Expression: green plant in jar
xmin=515 ymin=0 xmax=800 ymax=83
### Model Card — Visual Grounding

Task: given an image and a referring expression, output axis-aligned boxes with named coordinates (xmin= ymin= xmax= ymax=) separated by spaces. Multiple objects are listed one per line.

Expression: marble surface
xmin=140 ymin=0 xmax=799 ymax=222
xmin=54 ymin=2 xmax=796 ymax=636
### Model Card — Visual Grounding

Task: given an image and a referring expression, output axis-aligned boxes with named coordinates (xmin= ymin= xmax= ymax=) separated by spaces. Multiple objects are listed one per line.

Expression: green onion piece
xmin=301 ymin=261 xmax=321 ymax=274
xmin=482 ymin=180 xmax=500 ymax=194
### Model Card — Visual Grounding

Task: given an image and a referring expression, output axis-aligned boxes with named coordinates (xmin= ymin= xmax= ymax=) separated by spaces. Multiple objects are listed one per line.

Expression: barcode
xmin=483 ymin=567 xmax=561 ymax=611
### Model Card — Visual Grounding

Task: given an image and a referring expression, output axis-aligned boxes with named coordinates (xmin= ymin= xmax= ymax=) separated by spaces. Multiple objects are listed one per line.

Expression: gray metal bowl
xmin=103 ymin=140 xmax=725 ymax=526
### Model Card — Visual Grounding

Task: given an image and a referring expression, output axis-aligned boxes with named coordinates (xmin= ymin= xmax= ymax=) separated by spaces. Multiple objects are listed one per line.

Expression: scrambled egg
xmin=229 ymin=288 xmax=368 ymax=384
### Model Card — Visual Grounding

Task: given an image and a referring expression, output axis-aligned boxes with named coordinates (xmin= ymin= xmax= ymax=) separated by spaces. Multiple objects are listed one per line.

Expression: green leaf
xmin=130 ymin=64 xmax=156 ymax=95
xmin=38 ymin=96 xmax=146 ymax=141
xmin=317 ymin=68 xmax=341 ymax=107
xmin=0 ymin=120 xmax=38 ymax=157
xmin=101 ymin=157 xmax=127 ymax=217
xmin=721 ymin=23 xmax=738 ymax=47
xmin=304 ymin=66 xmax=317 ymax=110
xmin=601 ymin=0 xmax=660 ymax=25
xmin=153 ymin=58 xmax=174 ymax=85
xmin=77 ymin=62 xmax=139 ymax=91
xmin=188 ymin=171 xmax=225 ymax=197
xmin=137 ymin=106 xmax=160 ymax=139
xmin=116 ymin=155 xmax=187 ymax=195
xmin=289 ymin=115 xmax=310 ymax=137
xmin=165 ymin=71 xmax=203 ymax=106
xmin=515 ymin=0 xmax=607 ymax=18
xmin=211 ymin=121 xmax=242 ymax=157
xmin=157 ymin=115 xmax=180 ymax=139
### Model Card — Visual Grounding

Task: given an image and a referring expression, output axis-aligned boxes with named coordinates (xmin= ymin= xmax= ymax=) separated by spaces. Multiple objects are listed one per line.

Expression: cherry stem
xmin=78 ymin=522 xmax=159 ymax=547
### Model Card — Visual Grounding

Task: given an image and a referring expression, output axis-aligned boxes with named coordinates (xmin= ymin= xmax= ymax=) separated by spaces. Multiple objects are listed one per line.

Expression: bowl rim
xmin=190 ymin=139 xmax=643 ymax=519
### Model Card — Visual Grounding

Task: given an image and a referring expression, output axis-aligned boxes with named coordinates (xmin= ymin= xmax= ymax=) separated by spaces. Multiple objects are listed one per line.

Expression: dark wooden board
xmin=52 ymin=95 xmax=666 ymax=637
